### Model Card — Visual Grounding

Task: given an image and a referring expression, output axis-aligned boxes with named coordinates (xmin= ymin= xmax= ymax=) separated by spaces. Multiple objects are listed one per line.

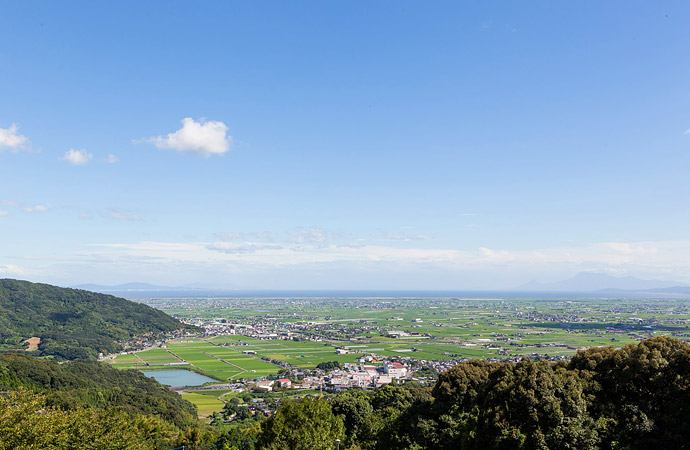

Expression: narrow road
xmin=165 ymin=349 xmax=185 ymax=361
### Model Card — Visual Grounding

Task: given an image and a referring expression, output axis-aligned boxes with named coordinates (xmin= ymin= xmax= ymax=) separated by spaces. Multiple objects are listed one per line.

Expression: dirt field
xmin=23 ymin=337 xmax=40 ymax=351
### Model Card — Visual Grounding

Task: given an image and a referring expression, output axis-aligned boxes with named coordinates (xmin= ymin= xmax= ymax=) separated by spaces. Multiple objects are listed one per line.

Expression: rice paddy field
xmin=111 ymin=296 xmax=690 ymax=376
xmin=180 ymin=392 xmax=225 ymax=418
xmin=110 ymin=339 xmax=284 ymax=380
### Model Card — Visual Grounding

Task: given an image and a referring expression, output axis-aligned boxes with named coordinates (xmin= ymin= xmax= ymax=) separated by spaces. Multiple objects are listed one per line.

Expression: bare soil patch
xmin=24 ymin=337 xmax=40 ymax=351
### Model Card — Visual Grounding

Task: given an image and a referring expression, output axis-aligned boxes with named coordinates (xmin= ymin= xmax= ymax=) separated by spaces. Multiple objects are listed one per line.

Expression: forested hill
xmin=0 ymin=278 xmax=188 ymax=360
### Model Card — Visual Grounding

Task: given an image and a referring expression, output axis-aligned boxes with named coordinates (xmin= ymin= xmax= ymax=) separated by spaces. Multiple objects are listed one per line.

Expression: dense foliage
xmin=0 ymin=389 xmax=169 ymax=450
xmin=257 ymin=398 xmax=345 ymax=450
xmin=0 ymin=278 xmax=189 ymax=359
xmin=0 ymin=354 xmax=218 ymax=449
xmin=0 ymin=353 xmax=199 ymax=429
xmin=358 ymin=337 xmax=690 ymax=450
xmin=316 ymin=361 xmax=342 ymax=371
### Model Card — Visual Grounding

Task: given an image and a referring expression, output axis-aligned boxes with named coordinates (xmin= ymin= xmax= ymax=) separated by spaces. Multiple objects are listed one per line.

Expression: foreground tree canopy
xmin=374 ymin=336 xmax=690 ymax=450
xmin=257 ymin=398 xmax=345 ymax=450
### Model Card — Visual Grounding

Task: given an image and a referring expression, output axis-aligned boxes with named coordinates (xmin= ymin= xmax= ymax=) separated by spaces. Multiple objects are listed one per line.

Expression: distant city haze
xmin=1 ymin=2 xmax=690 ymax=289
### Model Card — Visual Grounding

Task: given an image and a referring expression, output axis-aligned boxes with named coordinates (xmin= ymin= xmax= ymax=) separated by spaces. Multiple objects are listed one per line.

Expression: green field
xmin=137 ymin=348 xmax=181 ymax=365
xmin=115 ymin=298 xmax=690 ymax=371
xmin=141 ymin=296 xmax=690 ymax=367
xmin=180 ymin=392 xmax=225 ymax=418
xmin=110 ymin=339 xmax=288 ymax=380
xmin=108 ymin=353 xmax=143 ymax=369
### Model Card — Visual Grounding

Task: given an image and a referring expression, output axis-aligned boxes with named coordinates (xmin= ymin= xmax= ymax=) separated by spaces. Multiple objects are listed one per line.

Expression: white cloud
xmin=0 ymin=124 xmax=30 ymax=151
xmin=215 ymin=231 xmax=274 ymax=242
xmin=62 ymin=149 xmax=93 ymax=166
xmin=27 ymin=237 xmax=690 ymax=289
xmin=24 ymin=205 xmax=48 ymax=213
xmin=685 ymin=129 xmax=690 ymax=135
xmin=107 ymin=154 xmax=119 ymax=163
xmin=107 ymin=211 xmax=142 ymax=221
xmin=0 ymin=211 xmax=9 ymax=217
xmin=0 ymin=264 xmax=25 ymax=275
xmin=598 ymin=242 xmax=658 ymax=255
xmin=290 ymin=227 xmax=329 ymax=244
xmin=208 ymin=242 xmax=283 ymax=254
xmin=144 ymin=118 xmax=231 ymax=157
xmin=388 ymin=234 xmax=431 ymax=242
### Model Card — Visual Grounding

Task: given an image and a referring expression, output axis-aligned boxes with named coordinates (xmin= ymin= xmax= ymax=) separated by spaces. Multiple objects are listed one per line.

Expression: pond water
xmin=142 ymin=369 xmax=217 ymax=386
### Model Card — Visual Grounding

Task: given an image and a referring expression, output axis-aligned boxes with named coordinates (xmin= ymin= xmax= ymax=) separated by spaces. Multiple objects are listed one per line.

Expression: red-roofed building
xmin=277 ymin=378 xmax=292 ymax=388
xmin=384 ymin=362 xmax=407 ymax=378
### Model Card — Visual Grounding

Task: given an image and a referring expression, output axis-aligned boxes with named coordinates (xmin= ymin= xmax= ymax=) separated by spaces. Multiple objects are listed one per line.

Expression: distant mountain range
xmin=73 ymin=273 xmax=690 ymax=297
xmin=520 ymin=272 xmax=689 ymax=293
xmin=73 ymin=282 xmax=205 ymax=292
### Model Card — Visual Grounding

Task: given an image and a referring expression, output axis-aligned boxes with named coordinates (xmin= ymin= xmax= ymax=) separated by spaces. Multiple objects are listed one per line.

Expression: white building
xmin=384 ymin=362 xmax=407 ymax=378
xmin=255 ymin=380 xmax=274 ymax=392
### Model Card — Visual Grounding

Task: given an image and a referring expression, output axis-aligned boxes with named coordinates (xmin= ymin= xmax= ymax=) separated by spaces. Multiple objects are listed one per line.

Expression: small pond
xmin=142 ymin=369 xmax=216 ymax=386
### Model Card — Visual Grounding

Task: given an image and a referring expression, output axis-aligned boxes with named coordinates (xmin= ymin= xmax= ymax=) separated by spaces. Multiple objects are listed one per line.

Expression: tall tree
xmin=257 ymin=398 xmax=345 ymax=450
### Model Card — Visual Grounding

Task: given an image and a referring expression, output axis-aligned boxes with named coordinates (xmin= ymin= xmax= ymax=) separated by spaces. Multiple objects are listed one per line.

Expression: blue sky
xmin=1 ymin=1 xmax=689 ymax=289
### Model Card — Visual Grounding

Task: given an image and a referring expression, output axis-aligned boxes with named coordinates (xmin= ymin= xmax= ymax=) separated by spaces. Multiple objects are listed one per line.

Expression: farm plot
xmin=180 ymin=392 xmax=225 ymax=418
xmin=109 ymin=353 xmax=142 ymax=369
xmin=208 ymin=335 xmax=262 ymax=344
xmin=167 ymin=343 xmax=243 ymax=379
xmin=137 ymin=348 xmax=181 ymax=365
xmin=165 ymin=341 xmax=283 ymax=380
xmin=224 ymin=339 xmax=361 ymax=369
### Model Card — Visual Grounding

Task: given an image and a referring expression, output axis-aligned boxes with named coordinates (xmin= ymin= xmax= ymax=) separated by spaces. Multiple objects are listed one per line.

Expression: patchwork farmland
xmin=111 ymin=295 xmax=690 ymax=383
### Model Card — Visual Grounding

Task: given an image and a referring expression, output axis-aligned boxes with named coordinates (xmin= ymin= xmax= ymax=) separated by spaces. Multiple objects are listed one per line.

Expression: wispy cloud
xmin=142 ymin=118 xmax=231 ymax=157
xmin=388 ymin=234 xmax=431 ymax=242
xmin=289 ymin=227 xmax=331 ymax=244
xmin=61 ymin=149 xmax=93 ymax=166
xmin=107 ymin=154 xmax=119 ymax=163
xmin=0 ymin=211 xmax=9 ymax=217
xmin=215 ymin=231 xmax=274 ymax=242
xmin=24 ymin=205 xmax=48 ymax=213
xmin=82 ymin=238 xmax=690 ymax=284
xmin=0 ymin=124 xmax=30 ymax=151
xmin=107 ymin=211 xmax=142 ymax=221
xmin=19 ymin=236 xmax=690 ymax=289
xmin=207 ymin=242 xmax=283 ymax=254
xmin=0 ymin=264 xmax=25 ymax=275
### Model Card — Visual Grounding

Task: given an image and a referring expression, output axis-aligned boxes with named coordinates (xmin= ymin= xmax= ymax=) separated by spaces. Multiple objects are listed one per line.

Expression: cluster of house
xmin=178 ymin=315 xmax=431 ymax=344
xmin=251 ymin=362 xmax=410 ymax=392
xmin=324 ymin=362 xmax=408 ymax=390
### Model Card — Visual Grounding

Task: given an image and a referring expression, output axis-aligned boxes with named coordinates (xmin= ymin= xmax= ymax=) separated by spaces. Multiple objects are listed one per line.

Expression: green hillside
xmin=0 ymin=279 xmax=189 ymax=360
